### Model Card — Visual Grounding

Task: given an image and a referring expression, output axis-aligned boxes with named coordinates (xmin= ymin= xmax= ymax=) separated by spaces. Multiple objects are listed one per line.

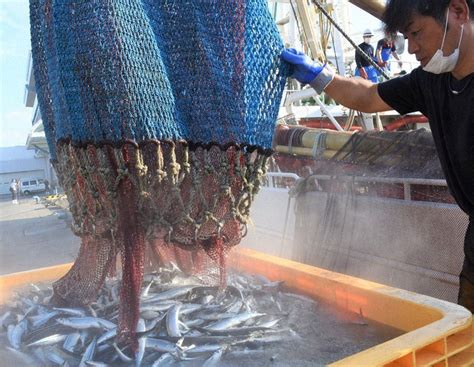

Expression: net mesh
xmin=273 ymin=126 xmax=467 ymax=303
xmin=30 ymin=0 xmax=287 ymax=347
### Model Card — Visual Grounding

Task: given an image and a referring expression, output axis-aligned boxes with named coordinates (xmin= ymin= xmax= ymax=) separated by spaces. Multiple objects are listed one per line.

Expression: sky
xmin=0 ymin=0 xmax=31 ymax=148
xmin=0 ymin=1 xmax=383 ymax=149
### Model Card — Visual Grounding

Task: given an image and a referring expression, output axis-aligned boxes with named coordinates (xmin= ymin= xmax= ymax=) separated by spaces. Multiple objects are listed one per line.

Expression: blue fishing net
xmin=31 ymin=0 xmax=287 ymax=160
xmin=30 ymin=0 xmax=287 ymax=348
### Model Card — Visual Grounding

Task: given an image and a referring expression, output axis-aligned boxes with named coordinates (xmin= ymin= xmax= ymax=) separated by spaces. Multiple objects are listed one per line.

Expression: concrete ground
xmin=0 ymin=194 xmax=80 ymax=275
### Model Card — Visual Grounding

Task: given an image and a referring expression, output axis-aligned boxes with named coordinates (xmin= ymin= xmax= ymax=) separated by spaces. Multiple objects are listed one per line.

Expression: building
xmin=0 ymin=146 xmax=53 ymax=195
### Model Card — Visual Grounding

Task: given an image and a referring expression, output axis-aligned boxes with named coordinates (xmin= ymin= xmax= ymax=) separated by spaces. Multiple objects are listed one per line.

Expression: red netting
xmin=51 ymin=140 xmax=268 ymax=348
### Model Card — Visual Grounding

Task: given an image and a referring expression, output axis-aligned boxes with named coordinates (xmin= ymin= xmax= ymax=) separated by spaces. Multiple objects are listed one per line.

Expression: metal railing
xmin=263 ymin=171 xmax=448 ymax=202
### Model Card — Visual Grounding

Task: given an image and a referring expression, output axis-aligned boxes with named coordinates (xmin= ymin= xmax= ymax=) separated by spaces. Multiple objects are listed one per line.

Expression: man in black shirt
xmin=355 ymin=29 xmax=379 ymax=83
xmin=281 ymin=0 xmax=474 ymax=311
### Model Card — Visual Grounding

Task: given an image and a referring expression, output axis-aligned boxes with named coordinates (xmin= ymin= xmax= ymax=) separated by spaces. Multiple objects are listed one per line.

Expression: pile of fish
xmin=0 ymin=264 xmax=308 ymax=366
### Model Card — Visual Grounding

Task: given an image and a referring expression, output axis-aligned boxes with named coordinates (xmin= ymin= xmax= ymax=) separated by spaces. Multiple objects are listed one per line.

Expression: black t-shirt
xmin=355 ymin=42 xmax=376 ymax=68
xmin=378 ymin=67 xmax=474 ymax=216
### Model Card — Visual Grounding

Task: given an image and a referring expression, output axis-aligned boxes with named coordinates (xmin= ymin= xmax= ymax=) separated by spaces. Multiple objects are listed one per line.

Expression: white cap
xmin=363 ymin=29 xmax=374 ymax=37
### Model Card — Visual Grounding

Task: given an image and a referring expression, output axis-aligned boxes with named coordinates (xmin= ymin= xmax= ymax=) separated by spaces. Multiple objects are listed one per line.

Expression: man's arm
xmin=323 ymin=75 xmax=392 ymax=113
xmin=355 ymin=49 xmax=363 ymax=69
xmin=376 ymin=48 xmax=383 ymax=64
xmin=392 ymin=51 xmax=403 ymax=67
xmin=281 ymin=48 xmax=392 ymax=114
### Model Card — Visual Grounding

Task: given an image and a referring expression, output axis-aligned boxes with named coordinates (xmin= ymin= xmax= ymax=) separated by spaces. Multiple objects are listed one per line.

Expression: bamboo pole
xmin=301 ymin=129 xmax=353 ymax=150
xmin=274 ymin=145 xmax=339 ymax=159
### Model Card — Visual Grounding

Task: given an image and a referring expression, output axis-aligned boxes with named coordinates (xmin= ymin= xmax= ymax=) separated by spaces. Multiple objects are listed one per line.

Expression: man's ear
xmin=449 ymin=0 xmax=470 ymax=23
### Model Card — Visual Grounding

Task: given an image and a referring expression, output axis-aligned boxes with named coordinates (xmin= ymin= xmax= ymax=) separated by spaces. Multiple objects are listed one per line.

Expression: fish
xmin=166 ymin=304 xmax=182 ymax=337
xmin=146 ymin=338 xmax=178 ymax=353
xmin=10 ymin=319 xmax=28 ymax=349
xmin=112 ymin=343 xmax=133 ymax=363
xmin=2 ymin=268 xmax=297 ymax=365
xmin=26 ymin=333 xmax=67 ymax=347
xmin=141 ymin=280 xmax=154 ymax=298
xmin=204 ymin=312 xmax=264 ymax=331
xmin=202 ymin=348 xmax=224 ymax=366
xmin=135 ymin=319 xmax=147 ymax=367
xmin=57 ymin=317 xmax=116 ymax=330
xmin=96 ymin=328 xmax=117 ymax=345
xmin=53 ymin=307 xmax=87 ymax=317
xmin=151 ymin=352 xmax=176 ymax=366
xmin=183 ymin=344 xmax=222 ymax=355
xmin=29 ymin=310 xmax=60 ymax=328
xmin=79 ymin=336 xmax=97 ymax=367
xmin=142 ymin=285 xmax=196 ymax=303
xmin=44 ymin=346 xmax=66 ymax=365
xmin=63 ymin=332 xmax=81 ymax=352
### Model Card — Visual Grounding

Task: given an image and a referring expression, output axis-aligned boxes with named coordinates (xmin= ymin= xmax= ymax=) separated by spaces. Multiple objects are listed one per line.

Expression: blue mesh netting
xmin=30 ymin=0 xmax=288 ymax=160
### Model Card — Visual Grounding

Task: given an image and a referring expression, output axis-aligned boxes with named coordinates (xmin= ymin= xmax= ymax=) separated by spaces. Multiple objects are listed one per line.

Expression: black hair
xmin=383 ymin=0 xmax=473 ymax=34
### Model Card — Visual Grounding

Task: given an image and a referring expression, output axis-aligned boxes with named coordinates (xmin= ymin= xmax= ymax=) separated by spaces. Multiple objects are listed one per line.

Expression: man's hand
xmin=280 ymin=48 xmax=324 ymax=84
xmin=358 ymin=67 xmax=368 ymax=79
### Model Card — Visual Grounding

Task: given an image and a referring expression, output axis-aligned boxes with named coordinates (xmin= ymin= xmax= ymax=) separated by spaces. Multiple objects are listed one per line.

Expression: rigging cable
xmin=311 ymin=0 xmax=391 ymax=81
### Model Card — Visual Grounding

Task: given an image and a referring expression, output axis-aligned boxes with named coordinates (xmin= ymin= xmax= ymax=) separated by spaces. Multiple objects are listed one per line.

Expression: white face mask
xmin=423 ymin=9 xmax=464 ymax=74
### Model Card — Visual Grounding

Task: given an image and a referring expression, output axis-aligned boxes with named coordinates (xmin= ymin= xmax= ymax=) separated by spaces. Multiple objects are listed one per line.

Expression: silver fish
xmin=112 ymin=343 xmax=133 ymax=363
xmin=166 ymin=304 xmax=182 ymax=337
xmin=180 ymin=303 xmax=203 ymax=315
xmin=143 ymin=286 xmax=195 ymax=303
xmin=202 ymin=348 xmax=223 ymax=366
xmin=140 ymin=300 xmax=179 ymax=312
xmin=57 ymin=317 xmax=116 ymax=330
xmin=96 ymin=328 xmax=117 ymax=344
xmin=146 ymin=338 xmax=177 ymax=353
xmin=136 ymin=338 xmax=147 ymax=367
xmin=135 ymin=318 xmax=147 ymax=367
xmin=44 ymin=347 xmax=66 ymax=365
xmin=10 ymin=319 xmax=28 ymax=349
xmin=185 ymin=344 xmax=222 ymax=355
xmin=144 ymin=313 xmax=166 ymax=332
xmin=87 ymin=305 xmax=98 ymax=318
xmin=29 ymin=310 xmax=60 ymax=328
xmin=205 ymin=312 xmax=263 ymax=331
xmin=53 ymin=307 xmax=87 ymax=317
xmin=63 ymin=332 xmax=81 ymax=352
xmin=27 ymin=333 xmax=67 ymax=347
xmin=141 ymin=310 xmax=160 ymax=320
xmin=79 ymin=336 xmax=97 ymax=367
xmin=141 ymin=280 xmax=154 ymax=298
xmin=151 ymin=352 xmax=176 ymax=366
xmin=6 ymin=324 xmax=15 ymax=346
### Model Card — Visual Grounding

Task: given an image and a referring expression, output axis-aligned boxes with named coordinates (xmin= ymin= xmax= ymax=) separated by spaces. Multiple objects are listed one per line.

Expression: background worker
xmin=376 ymin=33 xmax=403 ymax=74
xmin=354 ymin=29 xmax=379 ymax=83
xmin=9 ymin=179 xmax=18 ymax=204
xmin=281 ymin=0 xmax=474 ymax=311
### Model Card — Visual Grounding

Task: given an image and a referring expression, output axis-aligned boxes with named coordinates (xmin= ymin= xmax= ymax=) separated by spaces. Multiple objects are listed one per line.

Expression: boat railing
xmin=264 ymin=171 xmax=448 ymax=202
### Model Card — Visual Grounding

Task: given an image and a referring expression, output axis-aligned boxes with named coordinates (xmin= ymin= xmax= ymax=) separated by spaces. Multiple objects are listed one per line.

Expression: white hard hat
xmin=363 ymin=29 xmax=374 ymax=37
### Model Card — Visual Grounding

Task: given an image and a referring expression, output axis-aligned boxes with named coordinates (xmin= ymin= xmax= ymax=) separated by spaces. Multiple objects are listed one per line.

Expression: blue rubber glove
xmin=280 ymin=48 xmax=324 ymax=84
